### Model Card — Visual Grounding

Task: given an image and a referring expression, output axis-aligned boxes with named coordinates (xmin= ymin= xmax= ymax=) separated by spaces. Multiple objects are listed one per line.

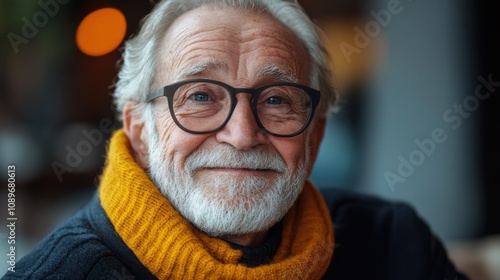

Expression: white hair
xmin=113 ymin=0 xmax=337 ymax=120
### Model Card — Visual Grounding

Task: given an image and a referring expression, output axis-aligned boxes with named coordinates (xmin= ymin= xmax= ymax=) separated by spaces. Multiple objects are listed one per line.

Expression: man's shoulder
xmin=2 ymin=197 xmax=131 ymax=280
xmin=319 ymin=187 xmax=419 ymax=227
xmin=318 ymin=187 xmax=428 ymax=259
xmin=318 ymin=187 xmax=430 ymax=247
xmin=318 ymin=187 xmax=468 ymax=280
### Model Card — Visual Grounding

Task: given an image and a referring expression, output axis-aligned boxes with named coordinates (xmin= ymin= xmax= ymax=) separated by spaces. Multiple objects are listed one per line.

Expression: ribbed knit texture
xmin=98 ymin=130 xmax=335 ymax=279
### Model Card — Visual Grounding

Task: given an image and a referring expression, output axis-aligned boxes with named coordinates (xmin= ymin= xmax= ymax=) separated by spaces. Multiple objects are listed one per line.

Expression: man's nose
xmin=215 ymin=94 xmax=267 ymax=150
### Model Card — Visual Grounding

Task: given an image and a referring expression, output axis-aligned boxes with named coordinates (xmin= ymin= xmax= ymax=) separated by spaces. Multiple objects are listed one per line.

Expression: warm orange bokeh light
xmin=76 ymin=8 xmax=126 ymax=56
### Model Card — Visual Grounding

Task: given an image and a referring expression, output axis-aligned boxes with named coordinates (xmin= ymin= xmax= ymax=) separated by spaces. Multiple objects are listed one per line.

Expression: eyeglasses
xmin=146 ymin=79 xmax=320 ymax=137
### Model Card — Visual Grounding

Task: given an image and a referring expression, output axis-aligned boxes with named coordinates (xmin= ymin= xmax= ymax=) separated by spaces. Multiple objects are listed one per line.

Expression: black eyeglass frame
xmin=146 ymin=79 xmax=321 ymax=137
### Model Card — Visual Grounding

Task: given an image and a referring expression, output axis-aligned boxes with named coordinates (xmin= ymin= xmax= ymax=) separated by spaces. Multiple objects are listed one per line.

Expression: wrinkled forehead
xmin=167 ymin=5 xmax=293 ymax=38
xmin=154 ymin=5 xmax=310 ymax=86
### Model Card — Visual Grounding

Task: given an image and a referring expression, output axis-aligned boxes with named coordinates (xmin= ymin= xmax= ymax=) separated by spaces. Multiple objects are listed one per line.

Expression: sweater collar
xmin=227 ymin=222 xmax=282 ymax=267
xmin=99 ymin=129 xmax=335 ymax=279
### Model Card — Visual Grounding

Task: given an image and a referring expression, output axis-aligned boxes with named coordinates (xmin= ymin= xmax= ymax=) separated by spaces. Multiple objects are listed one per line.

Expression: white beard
xmin=145 ymin=108 xmax=309 ymax=236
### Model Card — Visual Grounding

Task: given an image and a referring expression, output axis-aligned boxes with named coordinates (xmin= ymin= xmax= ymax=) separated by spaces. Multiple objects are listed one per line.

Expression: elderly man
xmin=5 ymin=0 xmax=467 ymax=279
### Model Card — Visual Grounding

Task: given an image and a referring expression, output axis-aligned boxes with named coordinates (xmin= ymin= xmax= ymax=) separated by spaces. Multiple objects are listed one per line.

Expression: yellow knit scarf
xmin=99 ymin=130 xmax=335 ymax=279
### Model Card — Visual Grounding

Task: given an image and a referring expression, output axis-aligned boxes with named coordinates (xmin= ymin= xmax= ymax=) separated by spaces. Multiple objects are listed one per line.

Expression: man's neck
xmin=220 ymin=230 xmax=269 ymax=246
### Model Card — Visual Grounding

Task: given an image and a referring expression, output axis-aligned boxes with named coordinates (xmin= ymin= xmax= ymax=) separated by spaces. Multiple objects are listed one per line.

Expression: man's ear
xmin=307 ymin=117 xmax=327 ymax=176
xmin=123 ymin=101 xmax=149 ymax=169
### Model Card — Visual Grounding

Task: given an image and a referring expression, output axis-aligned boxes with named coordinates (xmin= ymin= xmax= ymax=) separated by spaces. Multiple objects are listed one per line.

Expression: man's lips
xmin=197 ymin=167 xmax=277 ymax=174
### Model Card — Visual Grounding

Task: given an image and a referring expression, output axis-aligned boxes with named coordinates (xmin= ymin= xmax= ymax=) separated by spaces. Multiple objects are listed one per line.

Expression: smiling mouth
xmin=204 ymin=167 xmax=273 ymax=171
xmin=199 ymin=167 xmax=277 ymax=174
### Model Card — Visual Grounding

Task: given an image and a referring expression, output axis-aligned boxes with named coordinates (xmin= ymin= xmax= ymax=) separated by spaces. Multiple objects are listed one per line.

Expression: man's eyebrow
xmin=175 ymin=60 xmax=228 ymax=80
xmin=254 ymin=64 xmax=299 ymax=84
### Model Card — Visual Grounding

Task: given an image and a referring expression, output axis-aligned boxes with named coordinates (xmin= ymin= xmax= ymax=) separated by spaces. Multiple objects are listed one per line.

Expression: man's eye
xmin=266 ymin=96 xmax=284 ymax=105
xmin=192 ymin=93 xmax=211 ymax=102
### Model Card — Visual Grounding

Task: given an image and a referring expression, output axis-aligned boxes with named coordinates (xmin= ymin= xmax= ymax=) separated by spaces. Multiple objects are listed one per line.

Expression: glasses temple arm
xmin=146 ymin=89 xmax=164 ymax=101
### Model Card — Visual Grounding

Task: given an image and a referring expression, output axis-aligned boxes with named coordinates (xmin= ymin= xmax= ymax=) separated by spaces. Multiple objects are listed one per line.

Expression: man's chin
xmin=178 ymin=187 xmax=289 ymax=236
xmin=193 ymin=176 xmax=275 ymax=198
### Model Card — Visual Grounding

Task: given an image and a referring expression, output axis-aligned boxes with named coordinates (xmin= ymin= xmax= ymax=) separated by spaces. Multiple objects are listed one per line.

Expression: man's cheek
xmin=282 ymin=148 xmax=307 ymax=173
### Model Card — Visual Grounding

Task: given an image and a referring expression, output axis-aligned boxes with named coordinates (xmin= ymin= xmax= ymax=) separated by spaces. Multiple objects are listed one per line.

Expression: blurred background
xmin=1 ymin=0 xmax=499 ymax=278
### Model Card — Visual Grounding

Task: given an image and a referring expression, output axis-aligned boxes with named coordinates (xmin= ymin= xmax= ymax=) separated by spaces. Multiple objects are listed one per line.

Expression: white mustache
xmin=185 ymin=144 xmax=288 ymax=173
